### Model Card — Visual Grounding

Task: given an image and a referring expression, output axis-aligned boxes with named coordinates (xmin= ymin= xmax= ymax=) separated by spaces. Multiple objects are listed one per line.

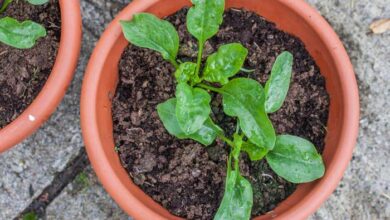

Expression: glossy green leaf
xmin=266 ymin=135 xmax=325 ymax=183
xmin=174 ymin=62 xmax=200 ymax=84
xmin=222 ymin=78 xmax=276 ymax=150
xmin=232 ymin=133 xmax=243 ymax=160
xmin=203 ymin=43 xmax=248 ymax=85
xmin=27 ymin=0 xmax=48 ymax=5
xmin=120 ymin=13 xmax=179 ymax=66
xmin=0 ymin=0 xmax=12 ymax=13
xmin=157 ymin=98 xmax=222 ymax=146
xmin=176 ymin=83 xmax=211 ymax=134
xmin=0 ymin=17 xmax=46 ymax=49
xmin=214 ymin=168 xmax=253 ymax=220
xmin=242 ymin=141 xmax=268 ymax=161
xmin=186 ymin=0 xmax=224 ymax=44
xmin=265 ymin=51 xmax=293 ymax=113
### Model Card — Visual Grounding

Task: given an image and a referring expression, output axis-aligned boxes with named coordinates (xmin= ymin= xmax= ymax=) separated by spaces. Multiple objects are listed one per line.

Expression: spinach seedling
xmin=0 ymin=0 xmax=48 ymax=49
xmin=121 ymin=0 xmax=325 ymax=219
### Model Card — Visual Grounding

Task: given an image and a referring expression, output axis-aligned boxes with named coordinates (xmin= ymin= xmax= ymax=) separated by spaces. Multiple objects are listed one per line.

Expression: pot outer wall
xmin=0 ymin=0 xmax=82 ymax=153
xmin=81 ymin=0 xmax=359 ymax=219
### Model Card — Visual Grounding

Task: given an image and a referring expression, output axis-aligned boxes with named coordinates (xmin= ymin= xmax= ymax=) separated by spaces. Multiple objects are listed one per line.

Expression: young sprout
xmin=120 ymin=0 xmax=325 ymax=219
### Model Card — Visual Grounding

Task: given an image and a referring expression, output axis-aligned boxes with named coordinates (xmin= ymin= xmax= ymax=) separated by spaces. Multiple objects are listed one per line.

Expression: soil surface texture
xmin=0 ymin=0 xmax=60 ymax=128
xmin=113 ymin=8 xmax=329 ymax=220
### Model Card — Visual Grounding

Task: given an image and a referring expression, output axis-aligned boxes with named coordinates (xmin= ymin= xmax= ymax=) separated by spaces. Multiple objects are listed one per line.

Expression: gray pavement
xmin=0 ymin=0 xmax=389 ymax=219
xmin=45 ymin=166 xmax=129 ymax=220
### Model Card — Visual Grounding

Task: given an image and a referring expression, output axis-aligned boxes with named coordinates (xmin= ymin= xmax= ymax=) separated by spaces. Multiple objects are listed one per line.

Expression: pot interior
xmin=93 ymin=0 xmax=349 ymax=219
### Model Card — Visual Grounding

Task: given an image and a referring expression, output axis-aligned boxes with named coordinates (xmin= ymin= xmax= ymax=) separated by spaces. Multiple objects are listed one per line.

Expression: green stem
xmin=219 ymin=134 xmax=234 ymax=147
xmin=195 ymin=41 xmax=204 ymax=75
xmin=235 ymin=121 xmax=240 ymax=135
xmin=170 ymin=59 xmax=179 ymax=69
xmin=227 ymin=154 xmax=232 ymax=172
xmin=0 ymin=0 xmax=11 ymax=13
xmin=234 ymin=155 xmax=239 ymax=171
xmin=197 ymin=83 xmax=223 ymax=93
xmin=220 ymin=133 xmax=241 ymax=172
xmin=219 ymin=134 xmax=239 ymax=172
xmin=240 ymin=67 xmax=255 ymax=73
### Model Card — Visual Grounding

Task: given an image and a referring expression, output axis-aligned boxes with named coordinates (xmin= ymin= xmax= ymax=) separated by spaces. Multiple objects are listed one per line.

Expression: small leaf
xmin=23 ymin=212 xmax=37 ymax=220
xmin=266 ymin=135 xmax=325 ymax=183
xmin=214 ymin=169 xmax=253 ymax=220
xmin=120 ymin=13 xmax=179 ymax=65
xmin=27 ymin=0 xmax=48 ymax=5
xmin=222 ymin=78 xmax=276 ymax=150
xmin=157 ymin=98 xmax=221 ymax=146
xmin=175 ymin=82 xmax=211 ymax=134
xmin=242 ymin=141 xmax=268 ymax=161
xmin=0 ymin=17 xmax=46 ymax=49
xmin=187 ymin=0 xmax=224 ymax=44
xmin=174 ymin=62 xmax=199 ymax=84
xmin=265 ymin=51 xmax=293 ymax=113
xmin=370 ymin=18 xmax=390 ymax=34
xmin=0 ymin=0 xmax=12 ymax=13
xmin=203 ymin=43 xmax=248 ymax=85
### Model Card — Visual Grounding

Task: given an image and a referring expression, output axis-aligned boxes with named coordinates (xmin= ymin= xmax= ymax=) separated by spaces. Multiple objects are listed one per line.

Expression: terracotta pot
xmin=0 ymin=0 xmax=82 ymax=153
xmin=81 ymin=0 xmax=359 ymax=219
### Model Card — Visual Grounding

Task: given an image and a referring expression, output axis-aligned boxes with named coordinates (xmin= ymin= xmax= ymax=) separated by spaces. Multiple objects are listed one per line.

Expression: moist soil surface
xmin=113 ymin=8 xmax=330 ymax=220
xmin=0 ymin=0 xmax=60 ymax=128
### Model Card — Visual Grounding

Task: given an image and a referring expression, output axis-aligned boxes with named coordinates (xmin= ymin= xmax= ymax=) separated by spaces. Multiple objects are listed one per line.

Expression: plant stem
xmin=219 ymin=134 xmax=234 ymax=147
xmin=170 ymin=59 xmax=179 ymax=69
xmin=197 ymin=83 xmax=223 ymax=93
xmin=240 ymin=67 xmax=255 ymax=73
xmin=220 ymin=134 xmax=241 ymax=171
xmin=195 ymin=41 xmax=204 ymax=75
xmin=234 ymin=156 xmax=239 ymax=171
xmin=235 ymin=121 xmax=240 ymax=135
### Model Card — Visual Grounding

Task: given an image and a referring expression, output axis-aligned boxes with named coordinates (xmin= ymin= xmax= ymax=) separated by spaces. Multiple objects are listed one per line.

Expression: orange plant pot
xmin=81 ymin=0 xmax=359 ymax=219
xmin=0 ymin=0 xmax=82 ymax=153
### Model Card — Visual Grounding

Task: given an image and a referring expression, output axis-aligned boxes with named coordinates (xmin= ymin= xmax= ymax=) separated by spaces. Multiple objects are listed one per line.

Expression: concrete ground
xmin=0 ymin=0 xmax=389 ymax=219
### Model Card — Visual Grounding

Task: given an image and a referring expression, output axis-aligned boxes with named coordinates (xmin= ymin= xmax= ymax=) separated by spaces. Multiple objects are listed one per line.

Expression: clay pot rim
xmin=0 ymin=0 xmax=82 ymax=152
xmin=81 ymin=0 xmax=359 ymax=219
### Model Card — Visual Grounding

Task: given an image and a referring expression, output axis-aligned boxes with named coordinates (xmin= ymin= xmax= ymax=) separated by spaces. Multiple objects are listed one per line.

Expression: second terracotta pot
xmin=81 ymin=0 xmax=359 ymax=219
xmin=0 ymin=0 xmax=82 ymax=153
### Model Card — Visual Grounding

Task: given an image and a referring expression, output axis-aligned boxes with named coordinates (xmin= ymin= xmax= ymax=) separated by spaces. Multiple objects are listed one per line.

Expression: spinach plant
xmin=121 ymin=0 xmax=325 ymax=219
xmin=0 ymin=0 xmax=48 ymax=49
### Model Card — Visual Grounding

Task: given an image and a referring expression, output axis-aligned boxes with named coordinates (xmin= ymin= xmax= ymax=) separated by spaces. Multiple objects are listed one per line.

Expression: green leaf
xmin=203 ymin=43 xmax=248 ymax=85
xmin=157 ymin=98 xmax=221 ymax=146
xmin=0 ymin=17 xmax=46 ymax=49
xmin=214 ymin=169 xmax=253 ymax=220
xmin=120 ymin=13 xmax=179 ymax=66
xmin=232 ymin=133 xmax=243 ymax=160
xmin=186 ymin=0 xmax=225 ymax=44
xmin=23 ymin=212 xmax=37 ymax=220
xmin=174 ymin=62 xmax=200 ymax=84
xmin=222 ymin=78 xmax=276 ymax=150
xmin=265 ymin=51 xmax=293 ymax=113
xmin=176 ymin=82 xmax=211 ymax=134
xmin=27 ymin=0 xmax=48 ymax=5
xmin=266 ymin=135 xmax=325 ymax=183
xmin=0 ymin=0 xmax=12 ymax=13
xmin=242 ymin=141 xmax=268 ymax=161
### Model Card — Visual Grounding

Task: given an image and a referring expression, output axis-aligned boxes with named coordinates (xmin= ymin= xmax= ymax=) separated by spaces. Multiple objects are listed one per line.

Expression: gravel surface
xmin=0 ymin=0 xmax=389 ymax=219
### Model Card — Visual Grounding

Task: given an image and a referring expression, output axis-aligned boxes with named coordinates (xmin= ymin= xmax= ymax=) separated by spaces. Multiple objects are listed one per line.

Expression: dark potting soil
xmin=113 ymin=8 xmax=330 ymax=220
xmin=0 ymin=0 xmax=60 ymax=128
